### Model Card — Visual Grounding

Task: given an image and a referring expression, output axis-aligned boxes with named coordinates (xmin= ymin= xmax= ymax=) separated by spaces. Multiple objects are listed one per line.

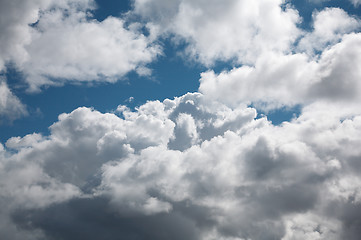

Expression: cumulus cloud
xmin=22 ymin=12 xmax=161 ymax=91
xmin=0 ymin=0 xmax=161 ymax=91
xmin=199 ymin=31 xmax=361 ymax=110
xmin=2 ymin=0 xmax=361 ymax=239
xmin=298 ymin=8 xmax=361 ymax=54
xmin=0 ymin=91 xmax=360 ymax=239
xmin=0 ymin=81 xmax=27 ymax=123
xmin=0 ymin=0 xmax=94 ymax=71
xmin=0 ymin=0 xmax=51 ymax=71
xmin=133 ymin=0 xmax=301 ymax=65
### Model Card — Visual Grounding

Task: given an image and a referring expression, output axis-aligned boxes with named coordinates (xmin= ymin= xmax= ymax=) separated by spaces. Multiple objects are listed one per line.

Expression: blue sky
xmin=1 ymin=0 xmax=361 ymax=239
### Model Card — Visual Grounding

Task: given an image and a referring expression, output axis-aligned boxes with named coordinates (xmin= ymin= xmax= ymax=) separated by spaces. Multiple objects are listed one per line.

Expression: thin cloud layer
xmin=351 ymin=0 xmax=361 ymax=6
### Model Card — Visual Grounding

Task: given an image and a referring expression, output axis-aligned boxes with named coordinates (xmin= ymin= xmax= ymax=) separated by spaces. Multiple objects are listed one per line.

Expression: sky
xmin=0 ymin=0 xmax=361 ymax=239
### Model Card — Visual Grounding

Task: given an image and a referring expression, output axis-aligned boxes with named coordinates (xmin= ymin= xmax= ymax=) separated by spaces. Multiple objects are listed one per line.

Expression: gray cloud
xmin=11 ymin=196 xmax=228 ymax=240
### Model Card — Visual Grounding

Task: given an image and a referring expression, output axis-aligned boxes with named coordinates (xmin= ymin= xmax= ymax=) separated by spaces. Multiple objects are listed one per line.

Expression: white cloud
xmin=0 ymin=0 xmax=95 ymax=71
xmin=0 ymin=81 xmax=27 ymax=123
xmin=23 ymin=13 xmax=161 ymax=91
xmin=1 ymin=1 xmax=361 ymax=239
xmin=199 ymin=52 xmax=315 ymax=109
xmin=0 ymin=0 xmax=52 ymax=71
xmin=298 ymin=8 xmax=361 ymax=54
xmin=282 ymin=213 xmax=340 ymax=240
xmin=5 ymin=133 xmax=42 ymax=150
xmin=133 ymin=0 xmax=301 ymax=65
xmin=199 ymin=32 xmax=361 ymax=110
xmin=0 ymin=0 xmax=161 ymax=91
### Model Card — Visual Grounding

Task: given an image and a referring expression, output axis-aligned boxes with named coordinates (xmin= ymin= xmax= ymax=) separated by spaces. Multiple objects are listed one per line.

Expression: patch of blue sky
xmin=93 ymin=0 xmax=131 ymax=21
xmin=256 ymin=105 xmax=302 ymax=125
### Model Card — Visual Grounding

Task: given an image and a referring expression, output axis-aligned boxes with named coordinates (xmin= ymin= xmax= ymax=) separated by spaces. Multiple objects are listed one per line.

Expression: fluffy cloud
xmin=0 ymin=0 xmax=94 ymax=71
xmin=298 ymin=8 xmax=361 ymax=54
xmin=0 ymin=0 xmax=160 ymax=91
xmin=130 ymin=3 xmax=361 ymax=111
xmin=0 ymin=0 xmax=52 ymax=71
xmin=133 ymin=0 xmax=301 ymax=65
xmin=0 ymin=92 xmax=361 ymax=239
xmin=22 ymin=11 xmax=161 ymax=91
xmin=2 ymin=1 xmax=361 ymax=239
xmin=0 ymin=81 xmax=27 ymax=123
xmin=199 ymin=31 xmax=361 ymax=110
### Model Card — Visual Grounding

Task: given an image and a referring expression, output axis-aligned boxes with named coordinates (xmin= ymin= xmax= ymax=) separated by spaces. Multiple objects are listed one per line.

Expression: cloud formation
xmin=0 ymin=0 xmax=160 ymax=122
xmin=0 ymin=91 xmax=361 ymax=239
xmin=1 ymin=0 xmax=361 ymax=239
xmin=133 ymin=0 xmax=301 ymax=65
xmin=199 ymin=31 xmax=361 ymax=110
xmin=298 ymin=8 xmax=361 ymax=54
xmin=0 ymin=0 xmax=161 ymax=91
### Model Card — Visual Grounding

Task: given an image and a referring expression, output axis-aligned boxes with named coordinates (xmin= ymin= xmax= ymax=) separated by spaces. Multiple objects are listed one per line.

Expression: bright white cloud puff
xmin=199 ymin=32 xmax=361 ymax=110
xmin=134 ymin=0 xmax=301 ymax=65
xmin=0 ymin=0 xmax=161 ymax=91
